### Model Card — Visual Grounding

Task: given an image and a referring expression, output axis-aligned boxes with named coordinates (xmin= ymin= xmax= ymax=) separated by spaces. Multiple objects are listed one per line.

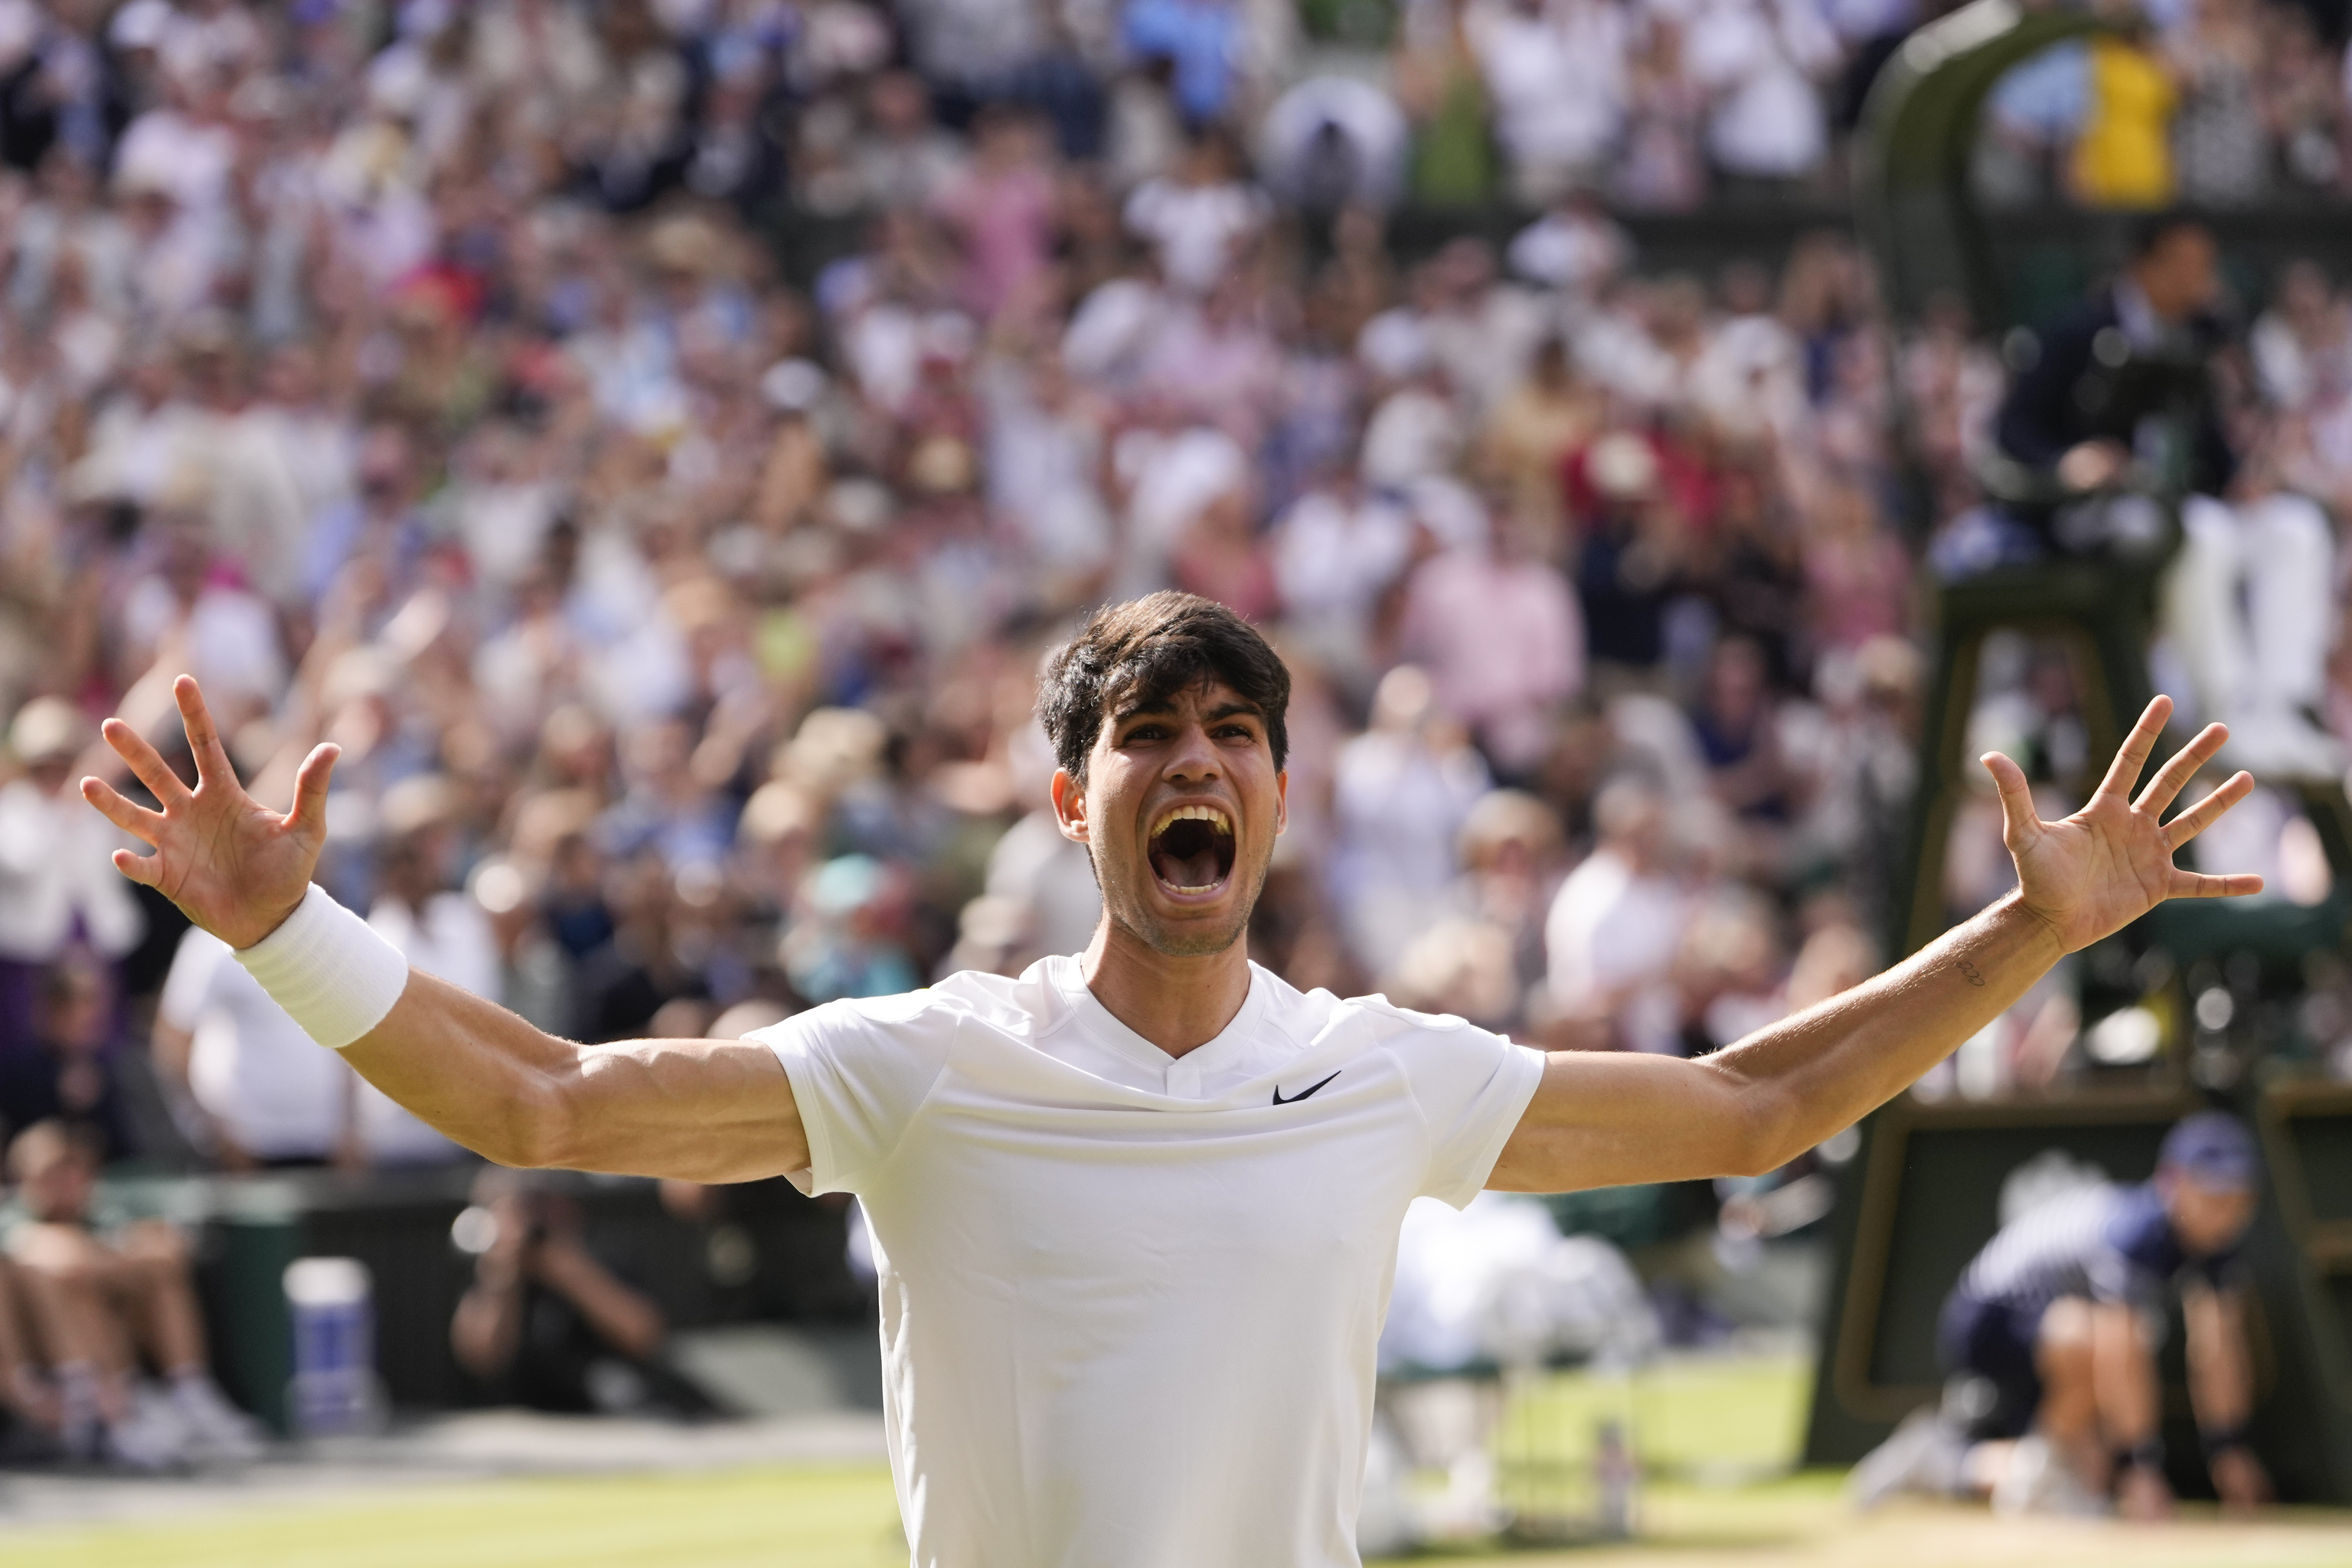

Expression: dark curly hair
xmin=1037 ymin=593 xmax=1291 ymax=785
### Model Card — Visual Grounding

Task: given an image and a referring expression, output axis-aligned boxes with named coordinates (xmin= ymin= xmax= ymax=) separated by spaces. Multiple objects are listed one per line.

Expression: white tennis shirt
xmin=757 ymin=953 xmax=1546 ymax=1567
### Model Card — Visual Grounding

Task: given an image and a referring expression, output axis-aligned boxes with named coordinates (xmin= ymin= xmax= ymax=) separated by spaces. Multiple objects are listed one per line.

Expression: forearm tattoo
xmin=1955 ymin=959 xmax=1987 ymax=988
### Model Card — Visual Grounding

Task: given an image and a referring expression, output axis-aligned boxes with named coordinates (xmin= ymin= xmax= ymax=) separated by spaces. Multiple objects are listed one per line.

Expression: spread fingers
xmin=173 ymin=675 xmax=240 ymax=790
xmin=79 ymin=776 xmax=165 ymax=845
xmin=109 ymin=847 xmax=163 ymax=889
xmin=2092 ymin=694 xmax=2173 ymax=802
xmin=101 ymin=716 xmax=190 ymax=806
xmin=2135 ymin=722 xmax=2227 ymax=818
xmin=2162 ymin=770 xmax=2253 ymax=851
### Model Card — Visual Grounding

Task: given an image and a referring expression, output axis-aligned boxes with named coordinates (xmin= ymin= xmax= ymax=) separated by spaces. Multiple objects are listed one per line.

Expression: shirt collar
xmin=1045 ymin=952 xmax=1269 ymax=1094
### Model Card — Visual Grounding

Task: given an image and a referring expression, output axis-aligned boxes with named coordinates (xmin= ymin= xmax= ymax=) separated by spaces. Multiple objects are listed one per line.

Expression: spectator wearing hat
xmin=1854 ymin=1112 xmax=2272 ymax=1520
xmin=0 ymin=700 xmax=143 ymax=1071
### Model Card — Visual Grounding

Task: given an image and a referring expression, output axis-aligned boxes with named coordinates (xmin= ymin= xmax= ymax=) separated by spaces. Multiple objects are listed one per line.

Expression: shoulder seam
xmin=870 ymin=1009 xmax=959 ymax=1179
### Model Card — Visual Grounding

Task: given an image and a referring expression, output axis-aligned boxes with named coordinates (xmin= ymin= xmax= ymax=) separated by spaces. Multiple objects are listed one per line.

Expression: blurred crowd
xmin=0 ymin=0 xmax=2337 ymax=1210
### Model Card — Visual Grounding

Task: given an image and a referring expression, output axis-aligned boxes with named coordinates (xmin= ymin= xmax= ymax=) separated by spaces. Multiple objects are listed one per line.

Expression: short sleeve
xmin=1387 ymin=1010 xmax=1547 ymax=1209
xmin=157 ymin=928 xmax=230 ymax=1034
xmin=752 ymin=994 xmax=958 ymax=1197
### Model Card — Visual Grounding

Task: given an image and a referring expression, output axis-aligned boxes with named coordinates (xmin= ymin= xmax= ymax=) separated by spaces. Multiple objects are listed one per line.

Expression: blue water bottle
xmin=284 ymin=1257 xmax=382 ymax=1438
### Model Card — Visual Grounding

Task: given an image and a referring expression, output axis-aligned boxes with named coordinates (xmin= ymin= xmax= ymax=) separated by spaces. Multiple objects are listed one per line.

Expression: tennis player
xmin=82 ymin=593 xmax=2259 ymax=1566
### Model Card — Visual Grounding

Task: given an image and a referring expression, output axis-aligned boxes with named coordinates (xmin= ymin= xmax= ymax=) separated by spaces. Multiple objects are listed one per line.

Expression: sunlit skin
xmin=1049 ymin=679 xmax=1287 ymax=1057
xmin=77 ymin=679 xmax=2264 ymax=1203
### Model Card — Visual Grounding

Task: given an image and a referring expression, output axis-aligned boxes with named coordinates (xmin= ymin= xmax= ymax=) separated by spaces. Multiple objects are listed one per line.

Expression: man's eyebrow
xmin=1107 ymin=697 xmax=1266 ymax=726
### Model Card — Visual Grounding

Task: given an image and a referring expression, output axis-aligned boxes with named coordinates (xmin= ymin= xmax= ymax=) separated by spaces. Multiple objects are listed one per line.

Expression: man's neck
xmin=1080 ymin=918 xmax=1254 ymax=1059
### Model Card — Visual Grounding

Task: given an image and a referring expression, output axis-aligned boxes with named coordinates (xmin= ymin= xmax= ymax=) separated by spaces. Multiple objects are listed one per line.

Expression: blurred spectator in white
xmin=1124 ymin=126 xmax=1267 ymax=297
xmin=1272 ymin=464 xmax=1415 ymax=691
xmin=1685 ymin=0 xmax=1840 ymax=186
xmin=116 ymin=509 xmax=289 ymax=716
xmin=1466 ymin=0 xmax=1628 ymax=205
xmin=1615 ymin=13 xmax=1709 ymax=209
xmin=154 ymin=917 xmax=354 ymax=1171
xmin=1508 ymin=189 xmax=1633 ymax=299
xmin=2249 ymin=260 xmax=2347 ymax=413
xmin=1545 ymin=773 xmax=1690 ymax=1054
xmin=1330 ymin=665 xmax=1493 ymax=981
xmin=1359 ymin=355 xmax=1464 ymax=487
xmin=0 ymin=701 xmax=141 ymax=1068
xmin=980 ymin=345 xmax=1116 ymax=599
xmin=1689 ymin=260 xmax=1806 ymax=446
xmin=984 ymin=794 xmax=1104 ymax=963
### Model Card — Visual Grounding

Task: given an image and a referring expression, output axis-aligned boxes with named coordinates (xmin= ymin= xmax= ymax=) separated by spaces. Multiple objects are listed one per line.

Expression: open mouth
xmin=1148 ymin=804 xmax=1236 ymax=896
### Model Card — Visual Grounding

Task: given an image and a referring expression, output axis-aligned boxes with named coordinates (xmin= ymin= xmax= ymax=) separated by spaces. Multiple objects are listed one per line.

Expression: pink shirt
xmin=1400 ymin=550 xmax=1586 ymax=772
xmin=934 ymin=165 xmax=1056 ymax=319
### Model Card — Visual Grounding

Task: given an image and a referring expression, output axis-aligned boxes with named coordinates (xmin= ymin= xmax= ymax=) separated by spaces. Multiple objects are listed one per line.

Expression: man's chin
xmin=1134 ymin=913 xmax=1250 ymax=959
xmin=1116 ymin=890 xmax=1253 ymax=959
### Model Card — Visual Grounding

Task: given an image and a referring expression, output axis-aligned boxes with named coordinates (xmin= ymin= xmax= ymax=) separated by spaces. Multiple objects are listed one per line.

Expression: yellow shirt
xmin=2073 ymin=38 xmax=2178 ymax=208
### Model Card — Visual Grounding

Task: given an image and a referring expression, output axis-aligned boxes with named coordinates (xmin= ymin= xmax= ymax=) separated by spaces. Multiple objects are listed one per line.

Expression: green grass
xmin=16 ymin=1352 xmax=2343 ymax=1567
xmin=0 ymin=1466 xmax=908 ymax=1568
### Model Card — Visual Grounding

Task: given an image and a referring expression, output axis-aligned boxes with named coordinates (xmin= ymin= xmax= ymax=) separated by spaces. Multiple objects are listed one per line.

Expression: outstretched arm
xmin=1492 ymin=697 xmax=2260 ymax=1192
xmin=81 ymin=677 xmax=807 ymax=1184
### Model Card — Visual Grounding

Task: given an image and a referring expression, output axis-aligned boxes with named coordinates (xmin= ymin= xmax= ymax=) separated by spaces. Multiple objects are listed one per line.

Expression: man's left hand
xmin=1984 ymin=695 xmax=2262 ymax=956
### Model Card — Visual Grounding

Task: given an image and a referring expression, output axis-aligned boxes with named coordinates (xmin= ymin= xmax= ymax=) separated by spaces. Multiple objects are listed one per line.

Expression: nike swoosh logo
xmin=1272 ymin=1071 xmax=1341 ymax=1106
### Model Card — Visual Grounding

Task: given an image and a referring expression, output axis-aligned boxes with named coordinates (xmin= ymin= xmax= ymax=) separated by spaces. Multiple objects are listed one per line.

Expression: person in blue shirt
xmin=1855 ymin=1112 xmax=2271 ymax=1517
xmin=1122 ymin=0 xmax=1242 ymax=126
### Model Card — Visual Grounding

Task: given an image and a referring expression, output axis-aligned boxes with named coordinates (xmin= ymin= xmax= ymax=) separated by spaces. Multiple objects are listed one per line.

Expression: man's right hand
xmin=78 ymin=675 xmax=340 ymax=951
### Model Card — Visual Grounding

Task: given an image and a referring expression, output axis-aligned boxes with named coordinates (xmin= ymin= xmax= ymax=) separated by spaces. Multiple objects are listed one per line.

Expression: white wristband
xmin=233 ymin=884 xmax=411 ymax=1050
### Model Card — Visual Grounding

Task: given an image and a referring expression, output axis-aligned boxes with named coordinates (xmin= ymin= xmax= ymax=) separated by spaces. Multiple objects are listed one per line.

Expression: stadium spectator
xmin=3 ymin=1120 xmax=263 ymax=1467
xmin=1465 ymin=0 xmax=1629 ymax=206
xmin=152 ymin=917 xmax=353 ymax=1169
xmin=2072 ymin=19 xmax=2178 ymax=207
xmin=1991 ymin=217 xmax=2340 ymax=778
xmin=0 ymin=959 xmax=138 ymax=1162
xmin=1544 ymin=773 xmax=1691 ymax=1054
xmin=451 ymin=1168 xmax=687 ymax=1416
xmin=1853 ymin=1113 xmax=2272 ymax=1519
xmin=0 ymin=701 xmax=143 ymax=1071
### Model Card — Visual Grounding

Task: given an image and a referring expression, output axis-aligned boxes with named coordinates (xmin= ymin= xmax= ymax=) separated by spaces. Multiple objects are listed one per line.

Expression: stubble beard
xmin=1094 ymin=841 xmax=1271 ymax=959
